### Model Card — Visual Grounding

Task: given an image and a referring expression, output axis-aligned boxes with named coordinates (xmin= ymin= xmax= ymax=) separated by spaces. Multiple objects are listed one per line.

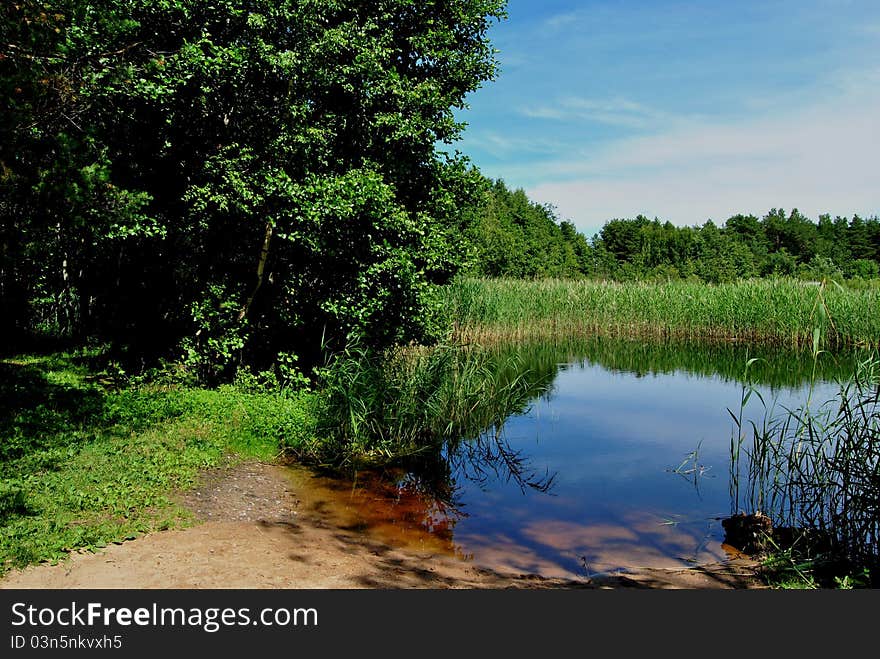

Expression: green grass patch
xmin=0 ymin=349 xmax=318 ymax=575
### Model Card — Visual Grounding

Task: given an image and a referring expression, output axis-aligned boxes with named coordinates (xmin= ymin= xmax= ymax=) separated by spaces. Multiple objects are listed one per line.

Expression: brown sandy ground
xmin=0 ymin=461 xmax=766 ymax=589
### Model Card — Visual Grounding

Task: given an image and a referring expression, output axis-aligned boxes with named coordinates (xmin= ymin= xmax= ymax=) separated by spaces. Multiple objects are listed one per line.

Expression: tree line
xmin=465 ymin=185 xmax=880 ymax=284
xmin=461 ymin=178 xmax=590 ymax=279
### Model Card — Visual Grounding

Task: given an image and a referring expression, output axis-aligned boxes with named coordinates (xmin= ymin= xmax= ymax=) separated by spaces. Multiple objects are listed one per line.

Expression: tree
xmin=464 ymin=178 xmax=585 ymax=279
xmin=2 ymin=2 xmax=155 ymax=344
xmin=848 ymin=215 xmax=874 ymax=262
xmin=3 ymin=0 xmax=508 ymax=374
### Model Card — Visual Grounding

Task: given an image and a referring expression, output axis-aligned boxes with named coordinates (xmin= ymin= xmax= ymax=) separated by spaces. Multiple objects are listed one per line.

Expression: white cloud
xmin=521 ymin=79 xmax=880 ymax=231
xmin=520 ymin=96 xmax=671 ymax=129
xmin=542 ymin=10 xmax=587 ymax=32
xmin=463 ymin=132 xmax=570 ymax=159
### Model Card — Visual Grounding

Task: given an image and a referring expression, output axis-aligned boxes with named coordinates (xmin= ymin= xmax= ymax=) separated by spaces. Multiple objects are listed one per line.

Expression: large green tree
xmin=2 ymin=0 xmax=507 ymax=375
xmin=464 ymin=178 xmax=586 ymax=279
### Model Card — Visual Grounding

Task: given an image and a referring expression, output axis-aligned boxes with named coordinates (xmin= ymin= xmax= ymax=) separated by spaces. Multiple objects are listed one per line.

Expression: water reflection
xmin=300 ymin=338 xmax=866 ymax=579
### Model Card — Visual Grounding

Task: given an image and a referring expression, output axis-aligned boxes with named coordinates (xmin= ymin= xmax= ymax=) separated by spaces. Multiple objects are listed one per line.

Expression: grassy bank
xmin=0 ymin=350 xmax=317 ymax=575
xmin=0 ymin=343 xmax=557 ymax=575
xmin=446 ymin=277 xmax=880 ymax=348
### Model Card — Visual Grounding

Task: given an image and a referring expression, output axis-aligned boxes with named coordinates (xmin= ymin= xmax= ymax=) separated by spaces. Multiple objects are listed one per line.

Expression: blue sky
xmin=455 ymin=0 xmax=880 ymax=238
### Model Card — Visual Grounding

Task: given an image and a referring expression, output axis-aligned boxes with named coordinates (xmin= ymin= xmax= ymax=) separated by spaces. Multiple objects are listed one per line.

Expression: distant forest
xmin=467 ymin=178 xmax=880 ymax=284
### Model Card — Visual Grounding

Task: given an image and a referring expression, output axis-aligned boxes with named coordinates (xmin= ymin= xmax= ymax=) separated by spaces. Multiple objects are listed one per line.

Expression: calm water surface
xmin=291 ymin=340 xmax=861 ymax=580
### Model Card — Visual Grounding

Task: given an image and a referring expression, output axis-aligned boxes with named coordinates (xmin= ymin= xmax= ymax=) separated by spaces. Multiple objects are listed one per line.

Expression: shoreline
xmin=0 ymin=460 xmax=766 ymax=590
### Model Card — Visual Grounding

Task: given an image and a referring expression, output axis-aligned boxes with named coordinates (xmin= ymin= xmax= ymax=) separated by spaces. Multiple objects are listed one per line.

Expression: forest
xmin=2 ymin=0 xmax=508 ymax=376
xmin=465 ymin=180 xmax=880 ymax=284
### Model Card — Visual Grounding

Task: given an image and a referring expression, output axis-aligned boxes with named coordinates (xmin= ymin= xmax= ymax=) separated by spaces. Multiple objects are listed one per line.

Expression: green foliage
xmin=0 ymin=480 xmax=30 ymax=521
xmin=848 ymin=258 xmax=880 ymax=280
xmin=275 ymin=352 xmax=311 ymax=391
xmin=593 ymin=209 xmax=880 ymax=284
xmin=728 ymin=302 xmax=880 ymax=587
xmin=762 ymin=248 xmax=797 ymax=277
xmin=798 ymin=255 xmax=844 ymax=282
xmin=3 ymin=0 xmax=508 ymax=374
xmin=180 ymin=283 xmax=249 ymax=381
xmin=304 ymin=341 xmax=548 ymax=469
xmin=463 ymin=178 xmax=586 ymax=278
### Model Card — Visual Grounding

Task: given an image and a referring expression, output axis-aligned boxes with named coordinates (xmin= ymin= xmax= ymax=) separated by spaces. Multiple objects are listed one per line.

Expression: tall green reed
xmin=447 ymin=277 xmax=880 ymax=348
xmin=306 ymin=340 xmax=552 ymax=470
xmin=728 ymin=281 xmax=880 ymax=580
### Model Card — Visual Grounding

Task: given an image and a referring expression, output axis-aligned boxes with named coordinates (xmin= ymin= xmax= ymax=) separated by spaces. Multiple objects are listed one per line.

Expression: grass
xmin=0 ymin=349 xmax=318 ymax=575
xmin=728 ymin=350 xmax=880 ymax=588
xmin=0 ymin=339 xmax=568 ymax=575
xmin=305 ymin=341 xmax=553 ymax=470
xmin=446 ymin=277 xmax=880 ymax=348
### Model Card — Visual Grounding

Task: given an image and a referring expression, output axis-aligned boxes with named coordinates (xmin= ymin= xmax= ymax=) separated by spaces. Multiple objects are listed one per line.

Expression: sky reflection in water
xmin=440 ymin=357 xmax=846 ymax=579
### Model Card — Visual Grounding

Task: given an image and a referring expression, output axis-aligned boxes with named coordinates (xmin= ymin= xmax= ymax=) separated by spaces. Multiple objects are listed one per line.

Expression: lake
xmin=289 ymin=338 xmax=863 ymax=580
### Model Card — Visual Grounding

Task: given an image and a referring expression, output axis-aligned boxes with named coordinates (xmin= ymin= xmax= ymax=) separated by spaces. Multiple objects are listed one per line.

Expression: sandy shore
xmin=0 ymin=461 xmax=765 ymax=590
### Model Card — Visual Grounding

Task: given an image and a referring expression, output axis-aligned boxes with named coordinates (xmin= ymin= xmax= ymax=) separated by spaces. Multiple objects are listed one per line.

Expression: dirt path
xmin=0 ymin=461 xmax=766 ymax=589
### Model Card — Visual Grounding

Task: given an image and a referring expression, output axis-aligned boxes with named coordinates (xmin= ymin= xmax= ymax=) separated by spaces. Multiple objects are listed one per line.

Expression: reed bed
xmin=307 ymin=341 xmax=553 ymax=468
xmin=445 ymin=278 xmax=880 ymax=348
xmin=729 ymin=352 xmax=880 ymax=582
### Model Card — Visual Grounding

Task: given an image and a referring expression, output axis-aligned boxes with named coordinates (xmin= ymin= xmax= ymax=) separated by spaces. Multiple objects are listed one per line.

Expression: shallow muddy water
xmin=288 ymin=339 xmax=863 ymax=580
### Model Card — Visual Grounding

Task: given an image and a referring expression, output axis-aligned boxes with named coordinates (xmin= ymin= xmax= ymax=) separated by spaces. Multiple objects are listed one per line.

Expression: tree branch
xmin=238 ymin=221 xmax=274 ymax=322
